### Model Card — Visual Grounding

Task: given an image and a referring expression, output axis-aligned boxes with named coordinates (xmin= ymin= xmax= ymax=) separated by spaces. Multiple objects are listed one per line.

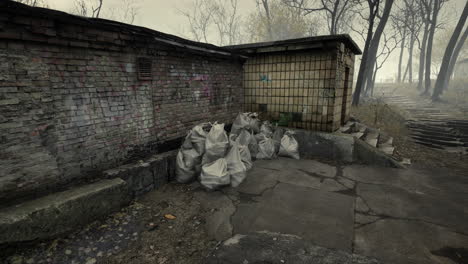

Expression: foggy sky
xmin=45 ymin=0 xmax=467 ymax=81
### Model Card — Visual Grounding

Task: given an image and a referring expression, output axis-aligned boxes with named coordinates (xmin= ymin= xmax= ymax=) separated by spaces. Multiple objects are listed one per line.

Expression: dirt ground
xmin=1 ymin=183 xmax=217 ymax=264
xmin=101 ymin=183 xmax=216 ymax=264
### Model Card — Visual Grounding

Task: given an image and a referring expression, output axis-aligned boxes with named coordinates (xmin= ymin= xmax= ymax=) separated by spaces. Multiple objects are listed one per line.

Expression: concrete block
xmin=0 ymin=178 xmax=130 ymax=245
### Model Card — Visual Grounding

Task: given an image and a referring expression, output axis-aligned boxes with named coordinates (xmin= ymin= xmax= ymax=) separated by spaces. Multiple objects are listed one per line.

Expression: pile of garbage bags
xmin=176 ymin=112 xmax=300 ymax=190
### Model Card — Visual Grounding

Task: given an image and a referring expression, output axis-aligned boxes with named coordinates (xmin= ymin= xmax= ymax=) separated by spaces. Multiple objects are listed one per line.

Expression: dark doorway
xmin=341 ymin=67 xmax=350 ymax=125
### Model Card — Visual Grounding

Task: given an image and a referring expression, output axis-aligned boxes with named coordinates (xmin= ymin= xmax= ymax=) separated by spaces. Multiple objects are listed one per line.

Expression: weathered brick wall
xmin=0 ymin=2 xmax=244 ymax=205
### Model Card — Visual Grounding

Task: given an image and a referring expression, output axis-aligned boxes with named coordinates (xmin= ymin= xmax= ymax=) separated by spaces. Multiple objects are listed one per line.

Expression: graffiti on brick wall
xmin=260 ymin=74 xmax=271 ymax=82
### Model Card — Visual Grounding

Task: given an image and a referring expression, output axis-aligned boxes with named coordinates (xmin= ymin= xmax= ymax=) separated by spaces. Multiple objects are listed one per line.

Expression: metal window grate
xmin=137 ymin=58 xmax=152 ymax=80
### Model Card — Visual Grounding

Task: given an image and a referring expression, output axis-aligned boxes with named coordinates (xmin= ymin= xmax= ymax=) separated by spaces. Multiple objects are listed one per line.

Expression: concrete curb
xmin=0 ymin=178 xmax=130 ymax=245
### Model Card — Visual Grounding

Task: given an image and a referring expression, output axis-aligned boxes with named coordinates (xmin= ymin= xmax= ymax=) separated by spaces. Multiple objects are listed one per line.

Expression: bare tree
xmin=179 ymin=0 xmax=243 ymax=45
xmin=284 ymin=0 xmax=354 ymax=34
xmin=178 ymin=0 xmax=215 ymax=43
xmin=14 ymin=0 xmax=48 ymax=7
xmin=247 ymin=0 xmax=320 ymax=42
xmin=211 ymin=0 xmax=242 ymax=45
xmin=352 ymin=0 xmax=395 ymax=106
xmin=366 ymin=31 xmax=400 ymax=95
xmin=444 ymin=26 xmax=468 ymax=86
xmin=417 ymin=0 xmax=432 ymax=90
xmin=120 ymin=0 xmax=139 ymax=24
xmin=72 ymin=0 xmax=103 ymax=18
xmin=404 ymin=0 xmax=423 ymax=83
xmin=421 ymin=0 xmax=446 ymax=95
xmin=71 ymin=0 xmax=140 ymax=24
xmin=391 ymin=4 xmax=408 ymax=83
xmin=432 ymin=1 xmax=468 ymax=101
xmin=258 ymin=0 xmax=274 ymax=40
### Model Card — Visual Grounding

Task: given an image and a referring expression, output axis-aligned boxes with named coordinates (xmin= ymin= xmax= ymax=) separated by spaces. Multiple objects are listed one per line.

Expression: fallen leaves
xmin=164 ymin=214 xmax=176 ymax=220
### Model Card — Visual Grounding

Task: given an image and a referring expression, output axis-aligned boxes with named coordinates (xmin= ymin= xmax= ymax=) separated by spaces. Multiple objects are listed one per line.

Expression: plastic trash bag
xmin=231 ymin=112 xmax=260 ymax=134
xmin=247 ymin=112 xmax=260 ymax=133
xmin=260 ymin=121 xmax=273 ymax=137
xmin=239 ymin=144 xmax=253 ymax=171
xmin=231 ymin=113 xmax=251 ymax=135
xmin=190 ymin=123 xmax=209 ymax=155
xmin=272 ymin=127 xmax=284 ymax=154
xmin=236 ymin=129 xmax=258 ymax=159
xmin=256 ymin=134 xmax=277 ymax=160
xmin=200 ymin=158 xmax=230 ymax=190
xmin=202 ymin=122 xmax=229 ymax=165
xmin=279 ymin=130 xmax=300 ymax=160
xmin=175 ymin=148 xmax=202 ymax=183
xmin=229 ymin=133 xmax=238 ymax=146
xmin=181 ymin=131 xmax=194 ymax=150
xmin=226 ymin=142 xmax=247 ymax=187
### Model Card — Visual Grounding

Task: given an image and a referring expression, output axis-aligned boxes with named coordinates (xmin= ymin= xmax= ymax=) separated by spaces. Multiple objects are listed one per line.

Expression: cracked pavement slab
xmin=233 ymin=182 xmax=355 ymax=251
xmin=354 ymin=219 xmax=468 ymax=264
xmin=199 ymin=159 xmax=468 ymax=264
xmin=205 ymin=231 xmax=380 ymax=264
xmin=356 ymin=182 xmax=468 ymax=234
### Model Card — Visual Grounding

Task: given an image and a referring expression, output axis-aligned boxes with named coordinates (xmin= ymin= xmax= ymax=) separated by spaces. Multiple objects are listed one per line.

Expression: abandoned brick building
xmin=0 ymin=1 xmax=360 ymax=206
xmin=227 ymin=37 xmax=360 ymax=131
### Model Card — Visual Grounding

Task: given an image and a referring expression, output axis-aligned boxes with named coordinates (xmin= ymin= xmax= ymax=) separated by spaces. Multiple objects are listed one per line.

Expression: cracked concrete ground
xmin=197 ymin=158 xmax=468 ymax=264
xmin=3 ymin=158 xmax=467 ymax=264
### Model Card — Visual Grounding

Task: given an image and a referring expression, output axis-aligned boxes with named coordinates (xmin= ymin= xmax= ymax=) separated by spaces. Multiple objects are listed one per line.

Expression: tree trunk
xmin=371 ymin=66 xmax=378 ymax=96
xmin=432 ymin=1 xmax=468 ymax=100
xmin=445 ymin=26 xmax=468 ymax=87
xmin=352 ymin=2 xmax=377 ymax=106
xmin=418 ymin=19 xmax=429 ymax=90
xmin=423 ymin=0 xmax=439 ymax=96
xmin=408 ymin=33 xmax=415 ymax=83
xmin=402 ymin=61 xmax=409 ymax=82
xmin=397 ymin=26 xmax=407 ymax=83
xmin=363 ymin=0 xmax=395 ymax=94
xmin=353 ymin=0 xmax=394 ymax=106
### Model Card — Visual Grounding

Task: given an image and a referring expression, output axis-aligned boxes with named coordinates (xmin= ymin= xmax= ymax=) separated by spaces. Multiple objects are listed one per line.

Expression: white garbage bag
xmin=256 ymin=134 xmax=277 ymax=160
xmin=239 ymin=144 xmax=253 ymax=171
xmin=226 ymin=142 xmax=247 ymax=187
xmin=190 ymin=123 xmax=209 ymax=155
xmin=231 ymin=113 xmax=251 ymax=135
xmin=260 ymin=121 xmax=273 ymax=137
xmin=247 ymin=112 xmax=260 ymax=133
xmin=200 ymin=158 xmax=230 ymax=190
xmin=231 ymin=112 xmax=260 ymax=134
xmin=202 ymin=122 xmax=229 ymax=165
xmin=272 ymin=127 xmax=284 ymax=154
xmin=181 ymin=130 xmax=194 ymax=150
xmin=229 ymin=133 xmax=238 ymax=146
xmin=279 ymin=130 xmax=300 ymax=160
xmin=236 ymin=129 xmax=258 ymax=159
xmin=175 ymin=148 xmax=201 ymax=183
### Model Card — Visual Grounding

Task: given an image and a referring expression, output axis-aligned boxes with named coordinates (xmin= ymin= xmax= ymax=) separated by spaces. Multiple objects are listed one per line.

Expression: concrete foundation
xmin=0 ymin=178 xmax=130 ymax=245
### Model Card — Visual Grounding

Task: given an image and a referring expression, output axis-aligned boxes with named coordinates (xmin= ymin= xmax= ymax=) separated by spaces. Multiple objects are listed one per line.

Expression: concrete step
xmin=351 ymin=132 xmax=365 ymax=139
xmin=0 ymin=178 xmax=130 ymax=245
xmin=363 ymin=131 xmax=380 ymax=148
xmin=410 ymin=135 xmax=464 ymax=147
xmin=378 ymin=145 xmax=395 ymax=155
